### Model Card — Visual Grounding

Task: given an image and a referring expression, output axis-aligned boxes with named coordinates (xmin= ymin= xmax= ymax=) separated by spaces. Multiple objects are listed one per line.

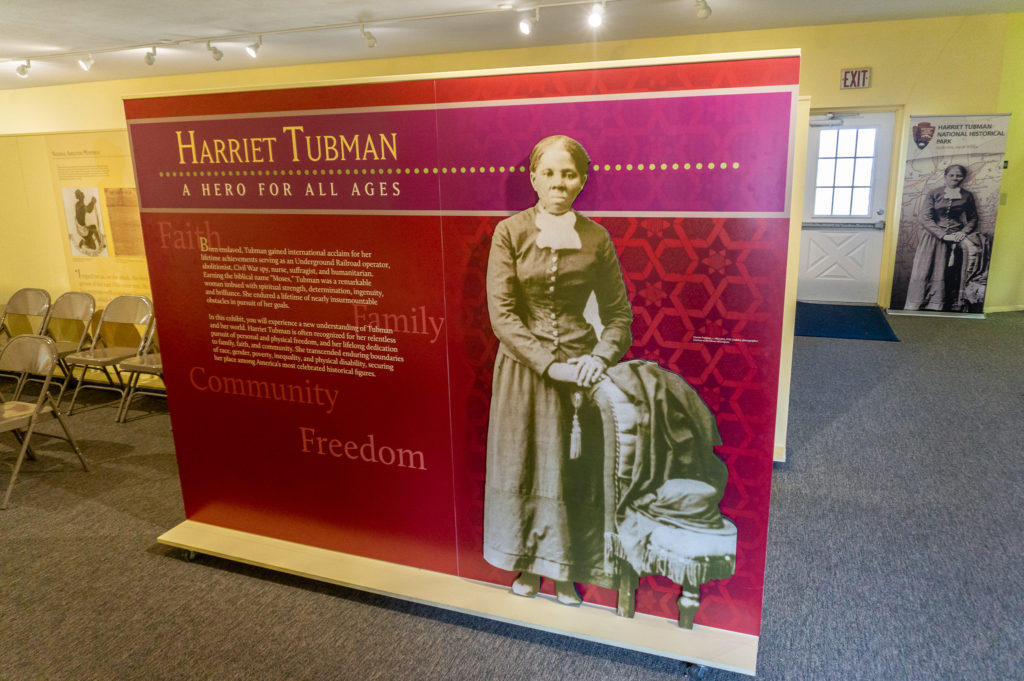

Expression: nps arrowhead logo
xmin=913 ymin=122 xmax=935 ymax=150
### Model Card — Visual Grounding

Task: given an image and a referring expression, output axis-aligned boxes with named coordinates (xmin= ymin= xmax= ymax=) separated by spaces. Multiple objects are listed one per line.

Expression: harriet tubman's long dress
xmin=483 ymin=206 xmax=633 ymax=584
xmin=905 ymin=186 xmax=981 ymax=311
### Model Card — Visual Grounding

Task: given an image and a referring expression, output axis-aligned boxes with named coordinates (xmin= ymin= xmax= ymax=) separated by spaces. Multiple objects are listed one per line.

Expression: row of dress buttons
xmin=550 ymin=251 xmax=559 ymax=346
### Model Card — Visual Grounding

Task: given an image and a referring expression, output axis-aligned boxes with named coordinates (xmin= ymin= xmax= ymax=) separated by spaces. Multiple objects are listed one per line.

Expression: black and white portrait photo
xmin=902 ymin=164 xmax=989 ymax=312
xmin=482 ymin=135 xmax=737 ymax=627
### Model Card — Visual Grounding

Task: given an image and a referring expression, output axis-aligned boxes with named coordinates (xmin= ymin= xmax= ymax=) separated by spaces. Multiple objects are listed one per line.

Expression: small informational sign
xmin=840 ymin=67 xmax=871 ymax=89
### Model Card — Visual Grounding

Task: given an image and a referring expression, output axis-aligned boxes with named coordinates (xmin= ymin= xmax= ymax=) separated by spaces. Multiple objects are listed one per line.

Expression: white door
xmin=797 ymin=111 xmax=894 ymax=303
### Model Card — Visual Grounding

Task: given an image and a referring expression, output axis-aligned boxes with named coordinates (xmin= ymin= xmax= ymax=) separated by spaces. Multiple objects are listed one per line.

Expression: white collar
xmin=534 ymin=207 xmax=581 ymax=250
xmin=943 ymin=187 xmax=962 ymax=200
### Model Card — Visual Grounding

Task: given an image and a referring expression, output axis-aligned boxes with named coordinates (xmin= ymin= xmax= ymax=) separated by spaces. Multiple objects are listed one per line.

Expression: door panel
xmin=799 ymin=225 xmax=884 ymax=303
xmin=798 ymin=111 xmax=894 ymax=303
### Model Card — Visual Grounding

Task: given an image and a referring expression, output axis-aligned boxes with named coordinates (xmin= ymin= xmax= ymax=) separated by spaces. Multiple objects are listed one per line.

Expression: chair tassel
xmin=569 ymin=391 xmax=583 ymax=459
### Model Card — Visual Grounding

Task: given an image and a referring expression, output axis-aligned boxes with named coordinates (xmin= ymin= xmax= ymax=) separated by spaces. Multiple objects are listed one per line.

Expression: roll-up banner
xmin=125 ymin=52 xmax=799 ymax=671
xmin=890 ymin=114 xmax=1010 ymax=314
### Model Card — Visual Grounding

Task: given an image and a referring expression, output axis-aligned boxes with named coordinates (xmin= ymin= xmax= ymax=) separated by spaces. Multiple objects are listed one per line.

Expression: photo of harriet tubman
xmin=482 ymin=135 xmax=736 ymax=622
xmin=483 ymin=135 xmax=633 ymax=605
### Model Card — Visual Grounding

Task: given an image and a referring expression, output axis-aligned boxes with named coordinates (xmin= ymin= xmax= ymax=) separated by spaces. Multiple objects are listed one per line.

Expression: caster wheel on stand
xmin=685 ymin=663 xmax=709 ymax=680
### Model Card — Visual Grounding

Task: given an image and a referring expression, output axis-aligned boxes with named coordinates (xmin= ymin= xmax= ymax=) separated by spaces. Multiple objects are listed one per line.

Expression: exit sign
xmin=841 ymin=68 xmax=871 ymax=89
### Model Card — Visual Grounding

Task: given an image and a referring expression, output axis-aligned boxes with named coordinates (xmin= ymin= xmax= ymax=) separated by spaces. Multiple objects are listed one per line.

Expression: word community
xmin=189 ymin=365 xmax=339 ymax=414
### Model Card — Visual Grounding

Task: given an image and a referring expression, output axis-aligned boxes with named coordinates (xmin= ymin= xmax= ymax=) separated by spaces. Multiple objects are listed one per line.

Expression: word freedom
xmin=298 ymin=427 xmax=426 ymax=471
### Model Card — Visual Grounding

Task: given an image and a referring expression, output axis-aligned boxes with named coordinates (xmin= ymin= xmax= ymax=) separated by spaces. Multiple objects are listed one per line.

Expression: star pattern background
xmin=445 ymin=213 xmax=788 ymax=636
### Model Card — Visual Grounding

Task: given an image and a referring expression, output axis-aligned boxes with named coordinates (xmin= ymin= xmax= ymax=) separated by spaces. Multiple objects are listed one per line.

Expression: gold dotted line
xmin=157 ymin=162 xmax=740 ymax=178
xmin=591 ymin=162 xmax=741 ymax=172
xmin=160 ymin=166 xmax=522 ymax=178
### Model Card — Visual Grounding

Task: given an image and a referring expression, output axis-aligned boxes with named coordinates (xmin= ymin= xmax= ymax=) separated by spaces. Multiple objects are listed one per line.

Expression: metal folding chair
xmin=1 ymin=335 xmax=88 ymax=510
xmin=60 ymin=295 xmax=154 ymax=416
xmin=0 ymin=288 xmax=51 ymax=358
xmin=20 ymin=291 xmax=96 ymax=402
xmin=115 ymin=328 xmax=164 ymax=423
xmin=47 ymin=292 xmax=96 ymax=369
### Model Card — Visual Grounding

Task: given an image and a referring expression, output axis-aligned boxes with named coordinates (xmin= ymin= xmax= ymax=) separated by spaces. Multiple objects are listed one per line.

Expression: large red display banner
xmin=126 ymin=55 xmax=798 ymax=638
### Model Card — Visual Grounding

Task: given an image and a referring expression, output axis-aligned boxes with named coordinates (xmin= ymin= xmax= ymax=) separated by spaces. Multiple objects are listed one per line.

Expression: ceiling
xmin=2 ymin=0 xmax=1022 ymax=90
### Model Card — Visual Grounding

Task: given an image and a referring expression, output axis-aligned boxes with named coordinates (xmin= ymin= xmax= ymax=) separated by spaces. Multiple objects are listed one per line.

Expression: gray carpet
xmin=2 ymin=312 xmax=1022 ymax=680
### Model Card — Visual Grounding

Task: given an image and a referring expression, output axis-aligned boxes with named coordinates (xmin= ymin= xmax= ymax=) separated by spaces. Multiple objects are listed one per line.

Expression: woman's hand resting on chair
xmin=547 ymin=355 xmax=606 ymax=388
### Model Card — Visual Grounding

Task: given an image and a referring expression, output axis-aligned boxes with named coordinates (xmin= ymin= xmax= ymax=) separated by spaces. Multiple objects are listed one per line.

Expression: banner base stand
xmin=158 ymin=520 xmax=758 ymax=676
xmin=886 ymin=309 xmax=985 ymax=319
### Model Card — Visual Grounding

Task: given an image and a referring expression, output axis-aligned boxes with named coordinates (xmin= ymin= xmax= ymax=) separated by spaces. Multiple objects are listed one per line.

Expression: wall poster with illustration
xmin=48 ymin=132 xmax=152 ymax=305
xmin=124 ymin=52 xmax=799 ymax=672
xmin=61 ymin=187 xmax=108 ymax=257
xmin=889 ymin=114 xmax=1010 ymax=314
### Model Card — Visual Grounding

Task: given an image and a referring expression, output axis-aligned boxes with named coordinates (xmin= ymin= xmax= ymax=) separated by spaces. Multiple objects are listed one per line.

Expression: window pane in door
xmin=837 ymin=129 xmax=858 ymax=157
xmin=814 ymin=188 xmax=834 ymax=215
xmin=835 ymin=158 xmax=855 ymax=186
xmin=816 ymin=158 xmax=836 ymax=186
xmin=851 ymin=188 xmax=871 ymax=216
xmin=853 ymin=158 xmax=874 ymax=186
xmin=856 ymin=128 xmax=877 ymax=157
xmin=832 ymin=187 xmax=852 ymax=215
xmin=818 ymin=129 xmax=838 ymax=158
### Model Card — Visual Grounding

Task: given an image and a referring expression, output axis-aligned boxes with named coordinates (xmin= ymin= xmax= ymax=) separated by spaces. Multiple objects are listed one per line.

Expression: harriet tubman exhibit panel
xmin=125 ymin=53 xmax=799 ymax=639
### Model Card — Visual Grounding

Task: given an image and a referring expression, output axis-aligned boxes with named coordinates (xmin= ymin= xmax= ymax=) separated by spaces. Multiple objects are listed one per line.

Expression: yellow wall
xmin=1 ymin=13 xmax=1020 ymax=309
xmin=989 ymin=13 xmax=1024 ymax=312
xmin=0 ymin=135 xmax=73 ymax=295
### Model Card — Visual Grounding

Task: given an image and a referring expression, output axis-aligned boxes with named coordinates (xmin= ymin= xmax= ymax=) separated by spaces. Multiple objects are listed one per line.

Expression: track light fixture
xmin=245 ymin=36 xmax=262 ymax=58
xmin=695 ymin=0 xmax=712 ymax=20
xmin=360 ymin=25 xmax=377 ymax=48
xmin=519 ymin=8 xmax=539 ymax=35
xmin=12 ymin=1 xmax=639 ymax=80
